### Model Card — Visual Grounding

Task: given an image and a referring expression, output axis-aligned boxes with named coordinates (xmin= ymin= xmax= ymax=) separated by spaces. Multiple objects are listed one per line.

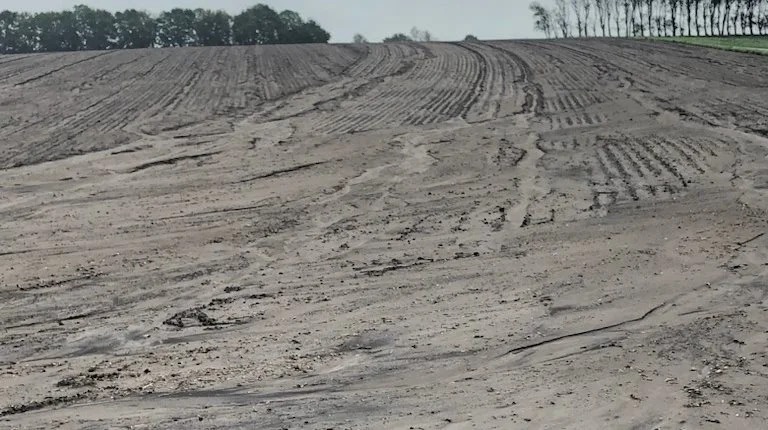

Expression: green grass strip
xmin=658 ymin=36 xmax=768 ymax=55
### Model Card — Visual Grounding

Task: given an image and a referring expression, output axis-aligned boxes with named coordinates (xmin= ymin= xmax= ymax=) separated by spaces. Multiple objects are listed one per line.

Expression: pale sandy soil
xmin=1 ymin=40 xmax=768 ymax=429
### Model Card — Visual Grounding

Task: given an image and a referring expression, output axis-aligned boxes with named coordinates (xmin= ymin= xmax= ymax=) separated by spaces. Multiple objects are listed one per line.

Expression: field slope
xmin=1 ymin=40 xmax=768 ymax=429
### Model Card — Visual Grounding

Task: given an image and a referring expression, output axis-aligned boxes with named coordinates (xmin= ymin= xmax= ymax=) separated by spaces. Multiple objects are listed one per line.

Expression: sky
xmin=13 ymin=1 xmax=538 ymax=42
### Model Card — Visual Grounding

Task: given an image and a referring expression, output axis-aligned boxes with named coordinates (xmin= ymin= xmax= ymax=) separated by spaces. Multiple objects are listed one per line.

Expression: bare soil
xmin=1 ymin=40 xmax=768 ymax=429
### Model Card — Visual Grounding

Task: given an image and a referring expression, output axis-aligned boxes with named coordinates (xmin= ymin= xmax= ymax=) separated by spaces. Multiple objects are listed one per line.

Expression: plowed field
xmin=2 ymin=40 xmax=768 ymax=429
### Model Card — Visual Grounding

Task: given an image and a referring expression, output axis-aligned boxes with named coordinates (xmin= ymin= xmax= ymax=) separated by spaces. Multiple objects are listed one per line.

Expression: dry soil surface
xmin=1 ymin=40 xmax=768 ymax=429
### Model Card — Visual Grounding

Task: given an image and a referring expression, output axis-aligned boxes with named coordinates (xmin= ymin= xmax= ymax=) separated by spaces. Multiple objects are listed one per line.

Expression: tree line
xmin=0 ymin=4 xmax=330 ymax=54
xmin=353 ymin=27 xmax=435 ymax=43
xmin=529 ymin=0 xmax=768 ymax=37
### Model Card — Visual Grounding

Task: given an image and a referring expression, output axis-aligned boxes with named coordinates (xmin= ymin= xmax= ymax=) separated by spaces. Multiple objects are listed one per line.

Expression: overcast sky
xmin=16 ymin=1 xmax=538 ymax=42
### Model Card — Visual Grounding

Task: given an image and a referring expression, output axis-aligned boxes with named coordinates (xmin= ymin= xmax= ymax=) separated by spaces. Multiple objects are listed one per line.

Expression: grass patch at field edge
xmin=658 ymin=36 xmax=768 ymax=55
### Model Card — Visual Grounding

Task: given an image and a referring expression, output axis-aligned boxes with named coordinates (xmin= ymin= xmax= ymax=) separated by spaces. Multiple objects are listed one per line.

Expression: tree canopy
xmin=115 ymin=9 xmax=156 ymax=49
xmin=382 ymin=27 xmax=436 ymax=43
xmin=0 ymin=3 xmax=331 ymax=53
xmin=193 ymin=9 xmax=232 ymax=47
xmin=383 ymin=33 xmax=412 ymax=42
xmin=74 ymin=5 xmax=117 ymax=50
xmin=232 ymin=4 xmax=282 ymax=45
xmin=156 ymin=8 xmax=196 ymax=47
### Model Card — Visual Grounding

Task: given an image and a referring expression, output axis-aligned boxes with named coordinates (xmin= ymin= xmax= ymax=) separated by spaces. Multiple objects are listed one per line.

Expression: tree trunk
xmin=741 ymin=9 xmax=746 ymax=34
xmin=626 ymin=4 xmax=632 ymax=37
xmin=712 ymin=5 xmax=718 ymax=35
xmin=647 ymin=4 xmax=653 ymax=36
xmin=714 ymin=7 xmax=724 ymax=36
xmin=721 ymin=4 xmax=726 ymax=35
xmin=615 ymin=4 xmax=622 ymax=37
xmin=607 ymin=8 xmax=613 ymax=36
xmin=672 ymin=5 xmax=678 ymax=35
xmin=720 ymin=4 xmax=728 ymax=35
xmin=695 ymin=1 xmax=702 ymax=35
xmin=687 ymin=5 xmax=693 ymax=35
xmin=713 ymin=5 xmax=718 ymax=35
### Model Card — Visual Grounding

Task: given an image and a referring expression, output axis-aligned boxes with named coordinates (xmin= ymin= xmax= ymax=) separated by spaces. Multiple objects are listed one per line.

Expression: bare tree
xmin=554 ymin=0 xmax=573 ymax=37
xmin=657 ymin=0 xmax=668 ymax=35
xmin=714 ymin=0 xmax=722 ymax=35
xmin=611 ymin=0 xmax=625 ymax=36
xmin=572 ymin=0 xmax=585 ymax=36
xmin=739 ymin=0 xmax=748 ymax=33
xmin=410 ymin=26 xmax=420 ymax=41
xmin=584 ymin=0 xmax=593 ymax=35
xmin=757 ymin=0 xmax=767 ymax=33
xmin=743 ymin=0 xmax=756 ymax=34
xmin=409 ymin=26 xmax=433 ymax=42
xmin=624 ymin=0 xmax=632 ymax=36
xmin=694 ymin=0 xmax=702 ymax=35
xmin=721 ymin=0 xmax=732 ymax=34
xmin=528 ymin=0 xmax=768 ymax=38
xmin=669 ymin=0 xmax=680 ymax=35
xmin=684 ymin=0 xmax=694 ymax=34
xmin=719 ymin=0 xmax=728 ymax=34
xmin=739 ymin=0 xmax=748 ymax=34
xmin=595 ymin=0 xmax=607 ymax=35
xmin=633 ymin=0 xmax=643 ymax=35
xmin=646 ymin=0 xmax=655 ymax=35
xmin=353 ymin=33 xmax=368 ymax=43
xmin=703 ymin=0 xmax=712 ymax=34
xmin=712 ymin=0 xmax=720 ymax=35
xmin=606 ymin=0 xmax=614 ymax=35
xmin=530 ymin=2 xmax=554 ymax=37
xmin=729 ymin=0 xmax=740 ymax=33
xmin=656 ymin=0 xmax=664 ymax=34
xmin=703 ymin=0 xmax=710 ymax=35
